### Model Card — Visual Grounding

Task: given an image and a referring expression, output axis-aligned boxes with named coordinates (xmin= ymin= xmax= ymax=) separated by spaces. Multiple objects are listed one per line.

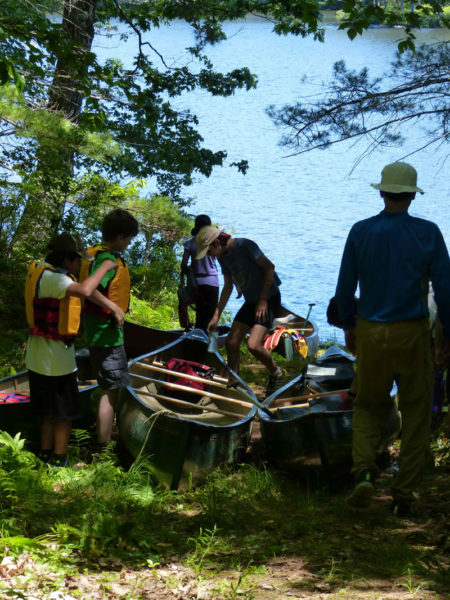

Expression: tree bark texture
xmin=14 ymin=0 xmax=99 ymax=250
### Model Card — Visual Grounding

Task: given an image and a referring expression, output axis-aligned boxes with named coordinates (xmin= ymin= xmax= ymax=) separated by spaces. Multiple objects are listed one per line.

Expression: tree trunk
xmin=13 ymin=0 xmax=98 ymax=252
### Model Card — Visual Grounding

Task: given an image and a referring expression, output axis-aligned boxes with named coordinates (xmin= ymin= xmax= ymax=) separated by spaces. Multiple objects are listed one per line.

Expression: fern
xmin=0 ymin=534 xmax=46 ymax=555
xmin=0 ymin=430 xmax=37 ymax=469
xmin=0 ymin=468 xmax=19 ymax=507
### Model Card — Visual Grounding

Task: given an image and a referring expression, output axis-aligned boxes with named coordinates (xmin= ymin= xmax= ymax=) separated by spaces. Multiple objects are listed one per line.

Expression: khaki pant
xmin=353 ymin=317 xmax=433 ymax=502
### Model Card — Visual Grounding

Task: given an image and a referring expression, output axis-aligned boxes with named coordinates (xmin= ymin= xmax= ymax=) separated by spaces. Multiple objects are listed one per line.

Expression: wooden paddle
xmin=271 ymin=388 xmax=349 ymax=406
xmin=136 ymin=361 xmax=231 ymax=390
xmin=131 ymin=388 xmax=243 ymax=419
xmin=145 ymin=360 xmax=276 ymax=419
xmin=271 ymin=402 xmax=311 ymax=412
xmin=130 ymin=372 xmax=253 ymax=408
xmin=152 ymin=361 xmax=229 ymax=384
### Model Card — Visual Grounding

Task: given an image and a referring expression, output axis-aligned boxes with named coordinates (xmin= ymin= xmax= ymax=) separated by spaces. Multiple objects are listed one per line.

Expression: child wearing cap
xmin=334 ymin=162 xmax=450 ymax=516
xmin=81 ymin=208 xmax=139 ymax=449
xmin=180 ymin=214 xmax=219 ymax=332
xmin=25 ymin=232 xmax=123 ymax=467
xmin=195 ymin=226 xmax=285 ymax=393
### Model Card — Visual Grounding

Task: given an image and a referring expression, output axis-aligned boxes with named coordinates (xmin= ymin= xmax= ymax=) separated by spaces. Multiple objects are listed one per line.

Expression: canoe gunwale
xmin=122 ymin=330 xmax=257 ymax=429
xmin=126 ymin=387 xmax=257 ymax=429
xmin=118 ymin=330 xmax=258 ymax=489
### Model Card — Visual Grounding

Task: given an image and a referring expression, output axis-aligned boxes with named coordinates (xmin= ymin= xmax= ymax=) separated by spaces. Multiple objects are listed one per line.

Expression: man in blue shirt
xmin=335 ymin=162 xmax=450 ymax=517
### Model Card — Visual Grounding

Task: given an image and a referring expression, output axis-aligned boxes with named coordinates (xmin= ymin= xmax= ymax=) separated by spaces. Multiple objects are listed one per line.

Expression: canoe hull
xmin=123 ymin=321 xmax=231 ymax=360
xmin=0 ymin=370 xmax=97 ymax=444
xmin=260 ymin=402 xmax=353 ymax=480
xmin=117 ymin=330 xmax=257 ymax=489
xmin=260 ymin=346 xmax=401 ymax=484
xmin=118 ymin=390 xmax=253 ymax=489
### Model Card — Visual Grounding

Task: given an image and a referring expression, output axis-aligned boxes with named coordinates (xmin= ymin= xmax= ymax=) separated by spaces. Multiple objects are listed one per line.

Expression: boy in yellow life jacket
xmin=81 ymin=209 xmax=139 ymax=449
xmin=25 ymin=233 xmax=123 ymax=467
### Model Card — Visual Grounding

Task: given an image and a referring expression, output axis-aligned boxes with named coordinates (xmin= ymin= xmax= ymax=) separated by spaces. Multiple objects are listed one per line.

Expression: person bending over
xmin=196 ymin=226 xmax=285 ymax=393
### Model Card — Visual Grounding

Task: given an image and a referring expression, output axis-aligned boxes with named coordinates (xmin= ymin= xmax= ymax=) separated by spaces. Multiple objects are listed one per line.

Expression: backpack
xmin=177 ymin=270 xmax=198 ymax=309
xmin=165 ymin=358 xmax=215 ymax=404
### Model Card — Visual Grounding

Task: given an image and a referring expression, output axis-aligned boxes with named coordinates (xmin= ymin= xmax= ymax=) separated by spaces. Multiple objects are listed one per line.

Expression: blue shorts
xmin=234 ymin=291 xmax=281 ymax=329
xmin=89 ymin=345 xmax=130 ymax=390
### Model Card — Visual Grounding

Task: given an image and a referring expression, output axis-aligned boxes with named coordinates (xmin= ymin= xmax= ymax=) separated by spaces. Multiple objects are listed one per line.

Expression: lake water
xmin=94 ymin=19 xmax=449 ymax=343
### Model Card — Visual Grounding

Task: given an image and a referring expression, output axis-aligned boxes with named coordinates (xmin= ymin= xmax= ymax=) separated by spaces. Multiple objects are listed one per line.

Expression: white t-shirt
xmin=25 ymin=265 xmax=77 ymax=376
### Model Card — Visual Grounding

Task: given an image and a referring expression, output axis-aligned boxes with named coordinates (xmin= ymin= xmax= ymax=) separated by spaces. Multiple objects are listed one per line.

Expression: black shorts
xmin=29 ymin=370 xmax=81 ymax=422
xmin=89 ymin=345 xmax=130 ymax=390
xmin=195 ymin=284 xmax=219 ymax=332
xmin=234 ymin=291 xmax=281 ymax=329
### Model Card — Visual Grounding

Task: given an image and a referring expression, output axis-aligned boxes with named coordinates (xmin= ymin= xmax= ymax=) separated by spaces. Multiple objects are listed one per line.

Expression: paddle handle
xmin=302 ymin=303 xmax=315 ymax=332
xmin=271 ymin=388 xmax=349 ymax=406
xmin=271 ymin=402 xmax=311 ymax=412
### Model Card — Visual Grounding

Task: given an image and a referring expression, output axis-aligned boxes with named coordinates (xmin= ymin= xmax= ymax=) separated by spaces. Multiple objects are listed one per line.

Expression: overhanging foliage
xmin=267 ymin=41 xmax=450 ymax=161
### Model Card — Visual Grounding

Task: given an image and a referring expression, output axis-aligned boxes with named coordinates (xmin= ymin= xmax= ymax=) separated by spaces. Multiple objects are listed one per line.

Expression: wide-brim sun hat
xmin=47 ymin=233 xmax=93 ymax=261
xmin=191 ymin=214 xmax=211 ymax=236
xmin=371 ymin=162 xmax=424 ymax=194
xmin=195 ymin=226 xmax=220 ymax=259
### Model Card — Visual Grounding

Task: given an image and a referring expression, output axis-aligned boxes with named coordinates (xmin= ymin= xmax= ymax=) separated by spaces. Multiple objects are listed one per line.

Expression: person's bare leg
xmin=53 ymin=421 xmax=72 ymax=455
xmin=225 ymin=321 xmax=250 ymax=379
xmin=247 ymin=324 xmax=278 ymax=374
xmin=97 ymin=389 xmax=118 ymax=443
xmin=40 ymin=419 xmax=54 ymax=451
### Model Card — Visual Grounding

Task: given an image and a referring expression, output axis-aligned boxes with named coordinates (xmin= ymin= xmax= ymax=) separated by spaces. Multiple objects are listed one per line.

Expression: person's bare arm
xmin=207 ymin=274 xmax=233 ymax=332
xmin=180 ymin=248 xmax=191 ymax=276
xmin=66 ymin=260 xmax=117 ymax=299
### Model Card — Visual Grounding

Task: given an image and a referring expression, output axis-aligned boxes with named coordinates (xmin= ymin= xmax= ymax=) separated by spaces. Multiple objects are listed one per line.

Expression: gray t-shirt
xmin=219 ymin=238 xmax=281 ymax=303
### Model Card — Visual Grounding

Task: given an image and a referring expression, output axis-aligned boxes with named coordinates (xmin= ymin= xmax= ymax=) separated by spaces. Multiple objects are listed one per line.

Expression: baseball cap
xmin=47 ymin=233 xmax=93 ymax=260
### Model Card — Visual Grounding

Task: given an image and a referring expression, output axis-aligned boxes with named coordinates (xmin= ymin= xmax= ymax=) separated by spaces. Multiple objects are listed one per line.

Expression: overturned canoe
xmin=117 ymin=330 xmax=258 ymax=489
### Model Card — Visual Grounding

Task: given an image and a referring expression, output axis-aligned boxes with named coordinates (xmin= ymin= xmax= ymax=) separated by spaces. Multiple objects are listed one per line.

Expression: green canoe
xmin=259 ymin=346 xmax=401 ymax=486
xmin=0 ymin=369 xmax=98 ymax=446
xmin=117 ymin=330 xmax=258 ymax=489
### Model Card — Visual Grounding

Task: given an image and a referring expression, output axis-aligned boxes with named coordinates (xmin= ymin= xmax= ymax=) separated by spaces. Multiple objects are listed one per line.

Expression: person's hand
xmin=344 ymin=328 xmax=357 ymax=355
xmin=207 ymin=314 xmax=219 ymax=333
xmin=255 ymin=299 xmax=268 ymax=323
xmin=110 ymin=305 xmax=125 ymax=327
xmin=102 ymin=259 xmax=118 ymax=272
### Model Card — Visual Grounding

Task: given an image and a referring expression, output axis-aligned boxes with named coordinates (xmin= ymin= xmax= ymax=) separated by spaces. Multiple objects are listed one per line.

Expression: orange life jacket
xmin=79 ymin=244 xmax=130 ymax=316
xmin=24 ymin=262 xmax=81 ymax=344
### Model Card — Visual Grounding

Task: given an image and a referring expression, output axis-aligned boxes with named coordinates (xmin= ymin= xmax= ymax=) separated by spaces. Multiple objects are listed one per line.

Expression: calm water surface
xmin=95 ymin=20 xmax=449 ymax=342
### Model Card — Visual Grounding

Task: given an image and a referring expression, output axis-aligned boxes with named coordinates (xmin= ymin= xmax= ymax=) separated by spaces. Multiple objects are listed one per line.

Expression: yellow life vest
xmin=80 ymin=244 xmax=130 ymax=315
xmin=264 ymin=326 xmax=308 ymax=359
xmin=24 ymin=262 xmax=81 ymax=343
